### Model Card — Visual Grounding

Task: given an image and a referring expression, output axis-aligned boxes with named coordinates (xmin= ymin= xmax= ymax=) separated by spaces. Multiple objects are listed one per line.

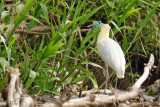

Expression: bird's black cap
xmin=101 ymin=18 xmax=108 ymax=24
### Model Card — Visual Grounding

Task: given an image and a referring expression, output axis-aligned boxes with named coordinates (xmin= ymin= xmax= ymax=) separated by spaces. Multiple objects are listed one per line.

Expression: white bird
xmin=88 ymin=19 xmax=126 ymax=93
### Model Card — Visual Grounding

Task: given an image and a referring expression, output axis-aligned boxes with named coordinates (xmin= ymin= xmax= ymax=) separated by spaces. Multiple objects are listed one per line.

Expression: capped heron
xmin=88 ymin=19 xmax=126 ymax=93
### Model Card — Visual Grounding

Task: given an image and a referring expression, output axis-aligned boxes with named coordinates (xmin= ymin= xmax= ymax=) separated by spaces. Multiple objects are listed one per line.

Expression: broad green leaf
xmin=78 ymin=66 xmax=98 ymax=88
xmin=34 ymin=77 xmax=60 ymax=88
xmin=61 ymin=21 xmax=74 ymax=34
xmin=40 ymin=42 xmax=65 ymax=60
xmin=24 ymin=70 xmax=36 ymax=90
xmin=57 ymin=13 xmax=62 ymax=31
xmin=81 ymin=27 xmax=99 ymax=47
xmin=89 ymin=77 xmax=98 ymax=88
xmin=78 ymin=66 xmax=93 ymax=75
xmin=125 ymin=62 xmax=130 ymax=69
xmin=82 ymin=61 xmax=104 ymax=69
xmin=139 ymin=0 xmax=153 ymax=7
xmin=51 ymin=86 xmax=61 ymax=96
xmin=118 ymin=8 xmax=141 ymax=26
xmin=73 ymin=0 xmax=86 ymax=20
xmin=123 ymin=31 xmax=127 ymax=54
xmin=8 ymin=34 xmax=17 ymax=48
xmin=51 ymin=21 xmax=56 ymax=40
xmin=40 ymin=3 xmax=50 ymax=24
xmin=14 ymin=0 xmax=36 ymax=27
xmin=38 ymin=35 xmax=45 ymax=51
xmin=27 ymin=3 xmax=42 ymax=29
xmin=0 ymin=1 xmax=4 ymax=15
xmin=62 ymin=34 xmax=74 ymax=64
xmin=27 ymin=15 xmax=44 ymax=25
xmin=72 ymin=75 xmax=90 ymax=83
xmin=62 ymin=4 xmax=66 ymax=27
xmin=74 ymin=46 xmax=88 ymax=57
xmin=1 ymin=11 xmax=8 ymax=20
xmin=118 ymin=0 xmax=138 ymax=26
xmin=0 ymin=57 xmax=9 ymax=71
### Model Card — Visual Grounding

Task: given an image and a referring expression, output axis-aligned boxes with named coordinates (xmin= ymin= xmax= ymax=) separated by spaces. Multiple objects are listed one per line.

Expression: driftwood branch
xmin=7 ymin=67 xmax=20 ymax=107
xmin=42 ymin=54 xmax=155 ymax=107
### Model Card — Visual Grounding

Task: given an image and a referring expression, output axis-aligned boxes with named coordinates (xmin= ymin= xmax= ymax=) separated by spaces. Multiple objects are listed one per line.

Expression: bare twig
xmin=15 ymin=29 xmax=50 ymax=35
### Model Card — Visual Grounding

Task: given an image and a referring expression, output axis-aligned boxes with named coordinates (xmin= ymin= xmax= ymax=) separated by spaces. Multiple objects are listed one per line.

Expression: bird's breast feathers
xmin=97 ymin=38 xmax=126 ymax=78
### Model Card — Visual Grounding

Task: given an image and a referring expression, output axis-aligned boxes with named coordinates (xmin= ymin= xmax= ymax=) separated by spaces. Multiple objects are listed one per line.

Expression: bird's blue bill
xmin=87 ymin=21 xmax=102 ymax=27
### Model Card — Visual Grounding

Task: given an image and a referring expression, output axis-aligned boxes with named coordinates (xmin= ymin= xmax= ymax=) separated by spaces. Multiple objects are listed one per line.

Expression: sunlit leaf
xmin=72 ymin=75 xmax=90 ymax=83
xmin=24 ymin=70 xmax=36 ymax=90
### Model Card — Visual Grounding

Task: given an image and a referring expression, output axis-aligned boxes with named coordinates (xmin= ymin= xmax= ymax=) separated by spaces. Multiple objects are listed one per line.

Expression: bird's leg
xmin=104 ymin=65 xmax=109 ymax=94
xmin=115 ymin=77 xmax=118 ymax=90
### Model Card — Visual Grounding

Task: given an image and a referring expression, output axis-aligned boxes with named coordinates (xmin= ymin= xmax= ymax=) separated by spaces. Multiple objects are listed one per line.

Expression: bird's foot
xmin=104 ymin=88 xmax=114 ymax=95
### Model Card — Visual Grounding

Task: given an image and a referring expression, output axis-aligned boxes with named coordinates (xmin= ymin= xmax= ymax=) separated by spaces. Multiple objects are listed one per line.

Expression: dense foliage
xmin=0 ymin=0 xmax=159 ymax=96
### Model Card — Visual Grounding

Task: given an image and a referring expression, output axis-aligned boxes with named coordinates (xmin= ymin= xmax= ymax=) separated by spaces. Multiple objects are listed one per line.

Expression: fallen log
xmin=43 ymin=54 xmax=155 ymax=107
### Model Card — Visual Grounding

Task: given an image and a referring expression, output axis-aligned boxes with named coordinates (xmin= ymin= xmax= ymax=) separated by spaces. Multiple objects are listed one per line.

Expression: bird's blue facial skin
xmin=87 ymin=21 xmax=102 ymax=27
xmin=92 ymin=21 xmax=102 ymax=26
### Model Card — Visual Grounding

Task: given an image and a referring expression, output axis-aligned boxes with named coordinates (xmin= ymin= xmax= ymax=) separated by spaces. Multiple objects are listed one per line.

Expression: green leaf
xmin=62 ymin=3 xmax=66 ymax=27
xmin=8 ymin=34 xmax=17 ymax=48
xmin=152 ymin=86 xmax=158 ymax=93
xmin=57 ymin=13 xmax=62 ymax=31
xmin=62 ymin=34 xmax=74 ymax=65
xmin=34 ymin=77 xmax=60 ymax=89
xmin=14 ymin=0 xmax=36 ymax=27
xmin=7 ymin=48 xmax=11 ymax=65
xmin=38 ymin=35 xmax=45 ymax=51
xmin=61 ymin=21 xmax=74 ymax=34
xmin=40 ymin=42 xmax=65 ymax=60
xmin=27 ymin=3 xmax=42 ymax=29
xmin=82 ymin=61 xmax=104 ymax=69
xmin=74 ymin=46 xmax=88 ymax=57
xmin=23 ymin=48 xmax=29 ymax=75
xmin=118 ymin=0 xmax=138 ymax=26
xmin=1 ymin=11 xmax=9 ymax=20
xmin=51 ymin=86 xmax=61 ymax=96
xmin=0 ymin=75 xmax=7 ymax=92
xmin=123 ymin=31 xmax=127 ymax=54
xmin=24 ymin=70 xmax=36 ymax=90
xmin=127 ymin=1 xmax=160 ymax=53
xmin=76 ymin=5 xmax=104 ymax=28
xmin=118 ymin=8 xmax=141 ymax=26
xmin=27 ymin=15 xmax=44 ymax=25
xmin=78 ymin=66 xmax=98 ymax=88
xmin=72 ymin=75 xmax=90 ymax=83
xmin=51 ymin=21 xmax=56 ymax=40
xmin=81 ymin=27 xmax=99 ymax=47
xmin=89 ymin=77 xmax=98 ymax=88
xmin=40 ymin=3 xmax=50 ymax=24
xmin=0 ymin=57 xmax=9 ymax=70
